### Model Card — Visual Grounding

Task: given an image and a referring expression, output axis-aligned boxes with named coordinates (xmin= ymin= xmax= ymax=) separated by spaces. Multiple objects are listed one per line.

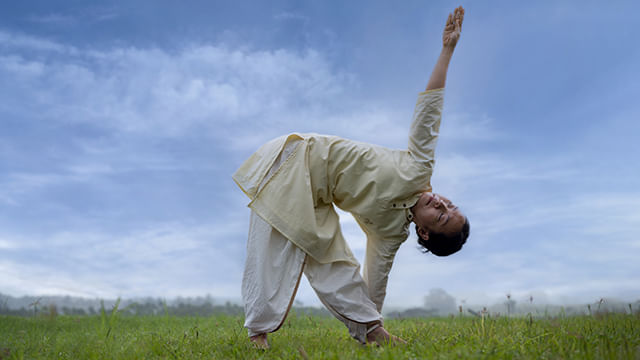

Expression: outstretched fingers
xmin=446 ymin=6 xmax=464 ymax=32
xmin=454 ymin=6 xmax=464 ymax=30
xmin=445 ymin=14 xmax=455 ymax=33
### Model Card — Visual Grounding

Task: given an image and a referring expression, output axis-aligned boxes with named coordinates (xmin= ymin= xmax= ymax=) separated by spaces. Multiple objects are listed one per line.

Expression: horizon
xmin=3 ymin=290 xmax=638 ymax=312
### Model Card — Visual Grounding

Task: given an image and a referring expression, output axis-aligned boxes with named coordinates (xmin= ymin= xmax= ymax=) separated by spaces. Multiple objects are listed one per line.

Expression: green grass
xmin=1 ymin=311 xmax=639 ymax=359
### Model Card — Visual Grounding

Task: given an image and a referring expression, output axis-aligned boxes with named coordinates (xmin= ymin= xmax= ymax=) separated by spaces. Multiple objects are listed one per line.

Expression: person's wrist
xmin=441 ymin=45 xmax=455 ymax=56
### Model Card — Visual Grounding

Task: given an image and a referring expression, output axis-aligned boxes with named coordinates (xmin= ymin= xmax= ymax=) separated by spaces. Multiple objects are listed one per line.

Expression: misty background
xmin=2 ymin=289 xmax=637 ymax=319
xmin=1 ymin=1 xmax=639 ymax=311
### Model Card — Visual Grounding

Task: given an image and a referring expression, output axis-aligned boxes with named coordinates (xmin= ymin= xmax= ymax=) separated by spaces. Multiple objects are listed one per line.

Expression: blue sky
xmin=1 ymin=0 xmax=639 ymax=309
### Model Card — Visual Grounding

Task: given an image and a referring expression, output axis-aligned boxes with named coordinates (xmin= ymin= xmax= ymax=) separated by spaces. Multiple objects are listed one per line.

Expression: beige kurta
xmin=233 ymin=88 xmax=444 ymax=310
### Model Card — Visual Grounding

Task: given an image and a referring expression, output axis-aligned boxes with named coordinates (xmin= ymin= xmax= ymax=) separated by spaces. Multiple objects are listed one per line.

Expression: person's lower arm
xmin=426 ymin=46 xmax=454 ymax=91
xmin=425 ymin=6 xmax=464 ymax=91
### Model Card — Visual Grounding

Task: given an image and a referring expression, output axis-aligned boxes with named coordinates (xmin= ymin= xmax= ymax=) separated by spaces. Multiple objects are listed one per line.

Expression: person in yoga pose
xmin=233 ymin=6 xmax=468 ymax=348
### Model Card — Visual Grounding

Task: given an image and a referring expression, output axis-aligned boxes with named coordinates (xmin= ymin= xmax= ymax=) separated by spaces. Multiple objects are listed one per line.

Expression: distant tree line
xmin=386 ymin=289 xmax=640 ymax=319
xmin=0 ymin=293 xmax=330 ymax=318
xmin=2 ymin=291 xmax=637 ymax=318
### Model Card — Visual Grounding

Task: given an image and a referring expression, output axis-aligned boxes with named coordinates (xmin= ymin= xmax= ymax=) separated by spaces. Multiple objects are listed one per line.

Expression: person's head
xmin=411 ymin=192 xmax=470 ymax=256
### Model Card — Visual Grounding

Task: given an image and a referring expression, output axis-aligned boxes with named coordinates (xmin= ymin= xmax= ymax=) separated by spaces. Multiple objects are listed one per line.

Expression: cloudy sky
xmin=1 ymin=0 xmax=639 ymax=309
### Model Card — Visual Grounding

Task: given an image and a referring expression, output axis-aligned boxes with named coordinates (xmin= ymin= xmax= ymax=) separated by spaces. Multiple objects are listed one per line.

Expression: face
xmin=411 ymin=192 xmax=465 ymax=239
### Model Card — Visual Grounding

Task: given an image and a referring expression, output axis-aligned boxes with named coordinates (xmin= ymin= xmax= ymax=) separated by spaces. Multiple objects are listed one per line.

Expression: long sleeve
xmin=362 ymin=234 xmax=404 ymax=313
xmin=407 ymin=88 xmax=445 ymax=171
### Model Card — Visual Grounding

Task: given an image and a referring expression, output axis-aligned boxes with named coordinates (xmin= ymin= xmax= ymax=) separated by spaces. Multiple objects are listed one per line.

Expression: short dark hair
xmin=416 ymin=217 xmax=470 ymax=256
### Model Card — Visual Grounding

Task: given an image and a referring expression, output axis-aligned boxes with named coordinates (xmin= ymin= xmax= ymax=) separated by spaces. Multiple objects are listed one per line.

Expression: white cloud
xmin=0 ymin=173 xmax=70 ymax=205
xmin=440 ymin=112 xmax=503 ymax=142
xmin=0 ymin=33 xmax=351 ymax=143
xmin=0 ymin=55 xmax=46 ymax=77
xmin=0 ymin=238 xmax=19 ymax=250
xmin=27 ymin=13 xmax=76 ymax=25
xmin=0 ymin=30 xmax=78 ymax=54
xmin=0 ymin=29 xmax=434 ymax=158
xmin=0 ymin=220 xmax=247 ymax=298
xmin=273 ymin=12 xmax=309 ymax=22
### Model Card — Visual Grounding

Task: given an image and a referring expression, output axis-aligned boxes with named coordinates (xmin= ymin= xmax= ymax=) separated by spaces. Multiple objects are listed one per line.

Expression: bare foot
xmin=366 ymin=326 xmax=407 ymax=346
xmin=249 ymin=333 xmax=269 ymax=350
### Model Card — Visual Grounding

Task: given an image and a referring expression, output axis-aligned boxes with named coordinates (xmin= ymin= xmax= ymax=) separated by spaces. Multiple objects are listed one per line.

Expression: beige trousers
xmin=241 ymin=137 xmax=382 ymax=343
xmin=242 ymin=211 xmax=383 ymax=344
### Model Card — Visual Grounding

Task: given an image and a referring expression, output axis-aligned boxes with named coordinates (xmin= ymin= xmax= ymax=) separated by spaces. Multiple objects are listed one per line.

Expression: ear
xmin=417 ymin=226 xmax=429 ymax=241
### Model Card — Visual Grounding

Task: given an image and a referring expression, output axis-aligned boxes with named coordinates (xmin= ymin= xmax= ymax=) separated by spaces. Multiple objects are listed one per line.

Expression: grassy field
xmin=1 ymin=311 xmax=639 ymax=359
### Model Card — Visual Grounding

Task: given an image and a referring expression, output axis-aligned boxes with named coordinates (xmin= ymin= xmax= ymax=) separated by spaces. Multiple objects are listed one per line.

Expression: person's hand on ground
xmin=366 ymin=326 xmax=407 ymax=346
xmin=249 ymin=333 xmax=269 ymax=350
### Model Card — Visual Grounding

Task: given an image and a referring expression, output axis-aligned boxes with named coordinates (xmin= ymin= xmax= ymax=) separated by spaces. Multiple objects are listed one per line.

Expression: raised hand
xmin=443 ymin=6 xmax=464 ymax=49
xmin=425 ymin=7 xmax=463 ymax=90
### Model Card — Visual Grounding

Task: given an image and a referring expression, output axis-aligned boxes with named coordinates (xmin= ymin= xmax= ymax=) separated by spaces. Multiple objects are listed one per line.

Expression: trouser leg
xmin=242 ymin=211 xmax=306 ymax=337
xmin=242 ymin=138 xmax=306 ymax=337
xmin=304 ymin=256 xmax=383 ymax=344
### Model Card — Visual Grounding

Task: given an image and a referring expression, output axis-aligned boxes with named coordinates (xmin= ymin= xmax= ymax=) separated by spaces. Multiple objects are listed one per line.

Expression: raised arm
xmin=426 ymin=6 xmax=464 ymax=91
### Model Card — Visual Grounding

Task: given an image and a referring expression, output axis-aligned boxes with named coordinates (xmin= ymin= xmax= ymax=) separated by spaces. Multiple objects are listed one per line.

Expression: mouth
xmin=425 ymin=194 xmax=434 ymax=206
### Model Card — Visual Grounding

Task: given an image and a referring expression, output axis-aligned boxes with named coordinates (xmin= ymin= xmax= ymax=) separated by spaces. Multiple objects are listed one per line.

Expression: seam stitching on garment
xmin=320 ymin=301 xmax=379 ymax=326
xmin=232 ymin=176 xmax=254 ymax=200
xmin=252 ymin=140 xmax=304 ymax=201
xmin=366 ymin=323 xmax=382 ymax=334
xmin=270 ymin=256 xmax=306 ymax=333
